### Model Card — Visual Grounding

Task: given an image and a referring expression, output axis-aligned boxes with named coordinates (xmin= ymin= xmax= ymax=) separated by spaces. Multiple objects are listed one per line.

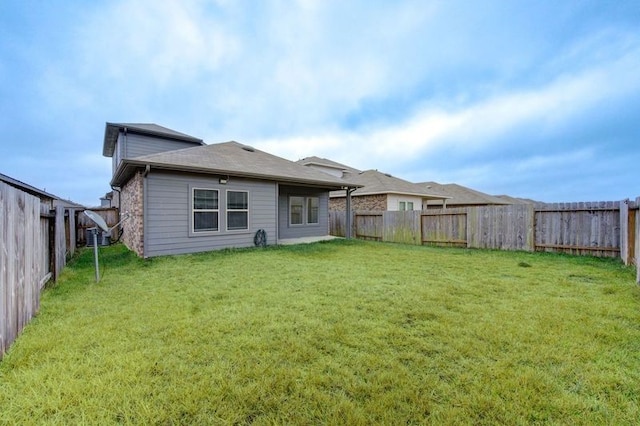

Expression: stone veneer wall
xmin=120 ymin=171 xmax=144 ymax=257
xmin=329 ymin=194 xmax=388 ymax=212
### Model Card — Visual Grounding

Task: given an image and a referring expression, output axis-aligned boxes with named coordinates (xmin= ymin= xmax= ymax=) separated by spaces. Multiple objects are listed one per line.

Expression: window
xmin=290 ymin=196 xmax=304 ymax=225
xmin=290 ymin=196 xmax=320 ymax=225
xmin=193 ymin=188 xmax=219 ymax=232
xmin=227 ymin=190 xmax=249 ymax=230
xmin=399 ymin=201 xmax=414 ymax=211
xmin=307 ymin=197 xmax=319 ymax=224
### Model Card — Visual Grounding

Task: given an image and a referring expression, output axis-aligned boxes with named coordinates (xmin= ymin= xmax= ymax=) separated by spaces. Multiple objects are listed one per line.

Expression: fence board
xmin=468 ymin=205 xmax=534 ymax=250
xmin=1 ymin=182 xmax=46 ymax=359
xmin=534 ymin=202 xmax=620 ymax=257
xmin=421 ymin=208 xmax=468 ymax=247
xmin=329 ymin=210 xmax=347 ymax=237
xmin=354 ymin=212 xmax=383 ymax=241
xmin=635 ymin=197 xmax=640 ymax=283
xmin=384 ymin=211 xmax=420 ymax=245
xmin=0 ymin=184 xmax=7 ymax=357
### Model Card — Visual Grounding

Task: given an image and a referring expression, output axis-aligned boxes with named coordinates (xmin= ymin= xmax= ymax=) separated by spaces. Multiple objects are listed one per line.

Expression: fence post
xmin=636 ymin=197 xmax=640 ymax=284
xmin=345 ymin=189 xmax=353 ymax=239
xmin=53 ymin=205 xmax=66 ymax=281
xmin=68 ymin=208 xmax=77 ymax=257
xmin=620 ymin=200 xmax=630 ymax=265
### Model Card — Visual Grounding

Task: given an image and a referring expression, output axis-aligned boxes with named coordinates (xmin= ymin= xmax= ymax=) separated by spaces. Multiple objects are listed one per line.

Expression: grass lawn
xmin=1 ymin=240 xmax=639 ymax=424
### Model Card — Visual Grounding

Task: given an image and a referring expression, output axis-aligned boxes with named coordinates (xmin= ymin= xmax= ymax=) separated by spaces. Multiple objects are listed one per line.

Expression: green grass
xmin=1 ymin=240 xmax=639 ymax=425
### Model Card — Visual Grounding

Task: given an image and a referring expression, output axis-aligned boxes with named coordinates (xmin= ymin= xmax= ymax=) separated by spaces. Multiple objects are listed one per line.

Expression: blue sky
xmin=1 ymin=0 xmax=639 ymax=206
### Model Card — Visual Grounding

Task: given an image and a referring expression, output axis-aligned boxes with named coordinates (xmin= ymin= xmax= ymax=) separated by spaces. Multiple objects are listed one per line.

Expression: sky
xmin=1 ymin=0 xmax=639 ymax=206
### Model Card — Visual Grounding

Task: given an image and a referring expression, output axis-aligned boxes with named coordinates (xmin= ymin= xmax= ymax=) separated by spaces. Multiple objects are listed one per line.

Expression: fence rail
xmin=330 ymin=198 xmax=640 ymax=282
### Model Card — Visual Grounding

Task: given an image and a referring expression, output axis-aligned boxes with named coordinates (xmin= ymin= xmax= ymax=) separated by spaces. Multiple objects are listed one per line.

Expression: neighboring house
xmin=419 ymin=182 xmax=517 ymax=209
xmin=297 ymin=157 xmax=448 ymax=211
xmin=296 ymin=156 xmax=360 ymax=179
xmin=103 ymin=123 xmax=357 ymax=258
xmin=494 ymin=194 xmax=537 ymax=204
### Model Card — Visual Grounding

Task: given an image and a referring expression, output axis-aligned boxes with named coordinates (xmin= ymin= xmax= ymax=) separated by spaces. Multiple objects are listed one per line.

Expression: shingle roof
xmin=103 ymin=122 xmax=204 ymax=157
xmin=419 ymin=182 xmax=511 ymax=206
xmin=296 ymin=156 xmax=360 ymax=173
xmin=494 ymin=194 xmax=536 ymax=204
xmin=334 ymin=170 xmax=448 ymax=199
xmin=111 ymin=141 xmax=359 ymax=189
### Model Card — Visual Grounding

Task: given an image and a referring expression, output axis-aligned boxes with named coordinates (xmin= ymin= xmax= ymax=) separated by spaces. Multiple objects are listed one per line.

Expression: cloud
xmin=4 ymin=1 xmax=638 ymax=204
xmin=76 ymin=0 xmax=239 ymax=87
xmin=256 ymin=36 xmax=640 ymax=166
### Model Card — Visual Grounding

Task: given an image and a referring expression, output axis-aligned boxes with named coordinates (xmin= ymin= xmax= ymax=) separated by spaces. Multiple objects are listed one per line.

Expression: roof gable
xmin=344 ymin=170 xmax=447 ymax=199
xmin=420 ymin=182 xmax=511 ymax=205
xmin=103 ymin=122 xmax=204 ymax=157
xmin=296 ymin=156 xmax=361 ymax=173
xmin=298 ymin=156 xmax=447 ymax=200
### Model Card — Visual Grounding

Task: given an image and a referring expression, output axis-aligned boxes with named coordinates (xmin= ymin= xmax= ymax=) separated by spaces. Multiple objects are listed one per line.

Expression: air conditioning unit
xmin=85 ymin=229 xmax=110 ymax=246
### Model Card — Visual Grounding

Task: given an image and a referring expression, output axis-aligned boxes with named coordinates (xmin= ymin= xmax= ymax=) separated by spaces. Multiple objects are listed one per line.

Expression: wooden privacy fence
xmin=1 ymin=182 xmax=69 ymax=358
xmin=330 ymin=198 xmax=640 ymax=281
xmin=1 ymin=198 xmax=119 ymax=359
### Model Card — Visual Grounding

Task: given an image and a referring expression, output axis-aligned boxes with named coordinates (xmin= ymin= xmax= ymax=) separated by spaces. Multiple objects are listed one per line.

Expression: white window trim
xmin=226 ymin=189 xmax=250 ymax=232
xmin=191 ymin=187 xmax=219 ymax=235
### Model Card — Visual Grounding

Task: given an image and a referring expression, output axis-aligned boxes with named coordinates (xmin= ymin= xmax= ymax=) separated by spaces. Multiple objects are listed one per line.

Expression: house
xmin=494 ymin=194 xmax=537 ymax=205
xmin=297 ymin=157 xmax=448 ymax=211
xmin=103 ymin=123 xmax=358 ymax=258
xmin=419 ymin=182 xmax=515 ymax=209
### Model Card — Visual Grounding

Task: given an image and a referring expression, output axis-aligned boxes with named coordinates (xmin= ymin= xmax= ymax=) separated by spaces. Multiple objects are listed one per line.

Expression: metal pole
xmin=92 ymin=228 xmax=100 ymax=282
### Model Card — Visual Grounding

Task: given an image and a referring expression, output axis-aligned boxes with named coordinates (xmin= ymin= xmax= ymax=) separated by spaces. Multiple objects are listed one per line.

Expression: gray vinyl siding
xmin=112 ymin=133 xmax=202 ymax=173
xmin=277 ymin=185 xmax=330 ymax=239
xmin=144 ymin=171 xmax=277 ymax=257
xmin=124 ymin=133 xmax=201 ymax=158
xmin=112 ymin=137 xmax=124 ymax=175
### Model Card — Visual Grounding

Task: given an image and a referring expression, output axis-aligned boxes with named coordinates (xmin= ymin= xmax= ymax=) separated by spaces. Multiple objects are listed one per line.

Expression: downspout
xmin=345 ymin=187 xmax=356 ymax=239
xmin=275 ymin=183 xmax=279 ymax=243
xmin=110 ymin=185 xmax=121 ymax=209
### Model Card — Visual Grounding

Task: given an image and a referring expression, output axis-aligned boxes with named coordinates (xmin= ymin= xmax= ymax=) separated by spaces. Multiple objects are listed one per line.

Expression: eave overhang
xmin=110 ymin=159 xmax=363 ymax=191
xmin=330 ymin=190 xmax=451 ymax=200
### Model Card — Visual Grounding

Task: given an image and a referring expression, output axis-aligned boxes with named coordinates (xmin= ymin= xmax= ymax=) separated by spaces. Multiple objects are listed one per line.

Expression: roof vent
xmin=241 ymin=145 xmax=255 ymax=152
xmin=384 ymin=173 xmax=392 ymax=177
